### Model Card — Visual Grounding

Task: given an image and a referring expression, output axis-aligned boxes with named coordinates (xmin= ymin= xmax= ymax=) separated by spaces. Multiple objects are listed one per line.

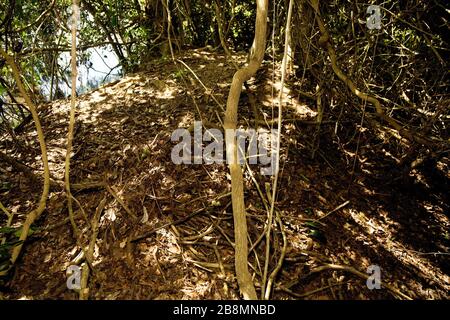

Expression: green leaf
xmin=0 ymin=260 xmax=11 ymax=272
xmin=0 ymin=240 xmax=24 ymax=249
xmin=308 ymin=229 xmax=327 ymax=243
xmin=304 ymin=221 xmax=318 ymax=229
xmin=0 ymin=84 xmax=6 ymax=96
xmin=111 ymin=15 xmax=118 ymax=27
xmin=0 ymin=182 xmax=12 ymax=191
xmin=0 ymin=240 xmax=24 ymax=264
xmin=0 ymin=227 xmax=17 ymax=235
xmin=14 ymin=227 xmax=35 ymax=238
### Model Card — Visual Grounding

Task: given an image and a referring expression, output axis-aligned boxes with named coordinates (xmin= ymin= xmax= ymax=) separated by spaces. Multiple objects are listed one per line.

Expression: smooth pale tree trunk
xmin=223 ymin=0 xmax=269 ymax=300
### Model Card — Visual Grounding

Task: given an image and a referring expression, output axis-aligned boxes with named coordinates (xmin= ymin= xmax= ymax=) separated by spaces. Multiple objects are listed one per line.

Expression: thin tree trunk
xmin=223 ymin=0 xmax=269 ymax=300
xmin=0 ymin=49 xmax=50 ymax=269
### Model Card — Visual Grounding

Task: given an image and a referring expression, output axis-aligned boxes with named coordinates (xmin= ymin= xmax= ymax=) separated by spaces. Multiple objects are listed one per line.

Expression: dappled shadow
xmin=1 ymin=48 xmax=448 ymax=299
xmin=275 ymin=116 xmax=449 ymax=298
xmin=1 ymin=49 xmax=246 ymax=299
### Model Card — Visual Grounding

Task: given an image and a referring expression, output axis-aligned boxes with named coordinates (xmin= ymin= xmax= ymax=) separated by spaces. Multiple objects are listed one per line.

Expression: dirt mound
xmin=1 ymin=49 xmax=448 ymax=299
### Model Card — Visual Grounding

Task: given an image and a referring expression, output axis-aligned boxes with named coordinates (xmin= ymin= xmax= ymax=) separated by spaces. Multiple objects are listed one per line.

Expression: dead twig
xmin=319 ymin=200 xmax=350 ymax=221
xmin=131 ymin=206 xmax=209 ymax=242
xmin=105 ymin=184 xmax=137 ymax=220
xmin=309 ymin=263 xmax=413 ymax=300
xmin=277 ymin=281 xmax=347 ymax=298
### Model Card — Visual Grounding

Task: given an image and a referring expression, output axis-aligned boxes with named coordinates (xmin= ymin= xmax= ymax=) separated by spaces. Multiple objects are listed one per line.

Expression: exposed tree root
xmin=309 ymin=263 xmax=413 ymax=300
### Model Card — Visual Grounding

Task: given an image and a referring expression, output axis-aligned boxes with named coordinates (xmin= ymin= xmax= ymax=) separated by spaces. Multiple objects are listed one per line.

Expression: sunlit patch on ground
xmin=1 ymin=48 xmax=448 ymax=300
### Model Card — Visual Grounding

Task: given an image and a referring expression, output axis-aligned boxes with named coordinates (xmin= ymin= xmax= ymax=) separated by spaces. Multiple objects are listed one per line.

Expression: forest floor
xmin=0 ymin=49 xmax=449 ymax=299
